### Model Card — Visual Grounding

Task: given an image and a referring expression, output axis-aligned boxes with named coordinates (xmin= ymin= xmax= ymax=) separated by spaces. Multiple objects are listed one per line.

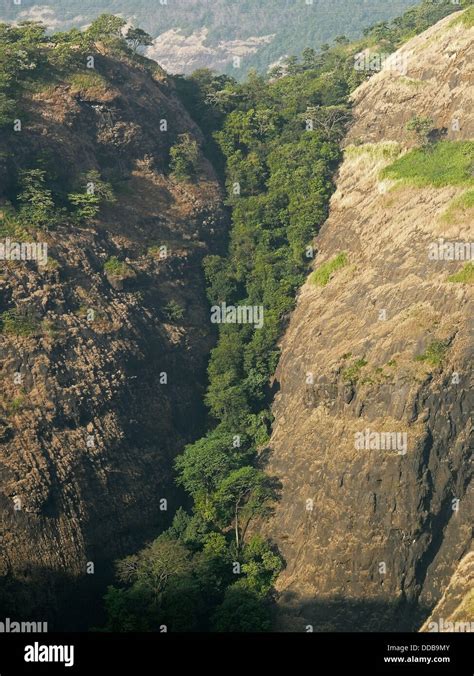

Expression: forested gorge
xmin=0 ymin=0 xmax=471 ymax=631
xmin=101 ymin=0 xmax=471 ymax=632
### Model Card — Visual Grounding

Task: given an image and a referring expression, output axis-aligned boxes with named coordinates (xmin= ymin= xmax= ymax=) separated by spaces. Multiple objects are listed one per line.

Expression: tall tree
xmin=215 ymin=467 xmax=279 ymax=551
xmin=125 ymin=27 xmax=153 ymax=53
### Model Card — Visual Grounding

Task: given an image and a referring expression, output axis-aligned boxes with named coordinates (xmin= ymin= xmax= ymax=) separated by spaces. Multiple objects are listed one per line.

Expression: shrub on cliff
xmin=406 ymin=115 xmax=435 ymax=148
xmin=163 ymin=300 xmax=185 ymax=322
xmin=17 ymin=169 xmax=58 ymax=230
xmin=68 ymin=170 xmax=115 ymax=222
xmin=1 ymin=309 xmax=40 ymax=337
xmin=169 ymin=134 xmax=200 ymax=182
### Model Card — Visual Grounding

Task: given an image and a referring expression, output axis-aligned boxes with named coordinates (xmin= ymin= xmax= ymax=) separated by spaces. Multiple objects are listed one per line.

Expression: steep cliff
xmin=0 ymin=51 xmax=226 ymax=627
xmin=265 ymin=13 xmax=473 ymax=631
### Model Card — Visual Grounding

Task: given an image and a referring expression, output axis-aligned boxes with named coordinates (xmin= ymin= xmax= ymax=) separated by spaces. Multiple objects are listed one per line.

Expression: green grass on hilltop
xmin=451 ymin=6 xmax=474 ymax=28
xmin=381 ymin=141 xmax=474 ymax=188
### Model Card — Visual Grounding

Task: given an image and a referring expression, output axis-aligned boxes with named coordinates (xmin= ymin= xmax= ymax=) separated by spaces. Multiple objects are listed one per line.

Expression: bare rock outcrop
xmin=265 ymin=13 xmax=473 ymax=632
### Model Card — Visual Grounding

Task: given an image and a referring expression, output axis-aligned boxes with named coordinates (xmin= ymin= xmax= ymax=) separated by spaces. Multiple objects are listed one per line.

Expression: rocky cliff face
xmin=265 ymin=14 xmax=473 ymax=631
xmin=420 ymin=552 xmax=474 ymax=632
xmin=0 ymin=55 xmax=226 ymax=627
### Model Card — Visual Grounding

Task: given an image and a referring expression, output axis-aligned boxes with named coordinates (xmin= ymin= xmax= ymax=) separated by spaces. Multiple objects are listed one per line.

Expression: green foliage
xmin=310 ymin=252 xmax=348 ymax=286
xmin=0 ymin=21 xmax=94 ymax=129
xmin=46 ymin=29 xmax=91 ymax=69
xmin=116 ymin=538 xmax=192 ymax=595
xmin=125 ymin=27 xmax=153 ymax=53
xmin=7 ymin=396 xmax=25 ymax=415
xmin=451 ymin=5 xmax=474 ymax=27
xmin=102 ymin=586 xmax=150 ymax=632
xmin=240 ymin=535 xmax=283 ymax=597
xmin=163 ymin=300 xmax=185 ymax=322
xmin=104 ymin=256 xmax=133 ymax=278
xmin=214 ymin=467 xmax=280 ymax=550
xmin=203 ymin=255 xmax=238 ymax=304
xmin=363 ymin=0 xmax=465 ymax=48
xmin=406 ymin=115 xmax=434 ymax=148
xmin=17 ymin=169 xmax=57 ymax=229
xmin=0 ymin=21 xmax=47 ymax=96
xmin=110 ymin=25 xmax=366 ymax=631
xmin=67 ymin=72 xmax=108 ymax=95
xmin=447 ymin=263 xmax=474 ymax=284
xmin=0 ymin=11 xmax=147 ymax=136
xmin=1 ymin=0 xmax=451 ymax=78
xmin=415 ymin=340 xmax=449 ymax=366
xmin=169 ymin=134 xmax=200 ymax=181
xmin=342 ymin=358 xmax=368 ymax=384
xmin=3 ymin=2 xmax=466 ymax=632
xmin=198 ymin=62 xmax=348 ymax=453
xmin=102 ymin=537 xmax=201 ymax=632
xmin=442 ymin=189 xmax=474 ymax=223
xmin=175 ymin=430 xmax=246 ymax=521
xmin=86 ymin=14 xmax=127 ymax=44
xmin=267 ymin=134 xmax=340 ymax=260
xmin=68 ymin=193 xmax=101 ymax=221
xmin=1 ymin=309 xmax=39 ymax=337
xmin=211 ymin=586 xmax=272 ymax=632
xmin=68 ymin=170 xmax=115 ymax=221
xmin=0 ymin=91 xmax=15 ymax=126
xmin=381 ymin=142 xmax=474 ymax=187
xmin=0 ymin=211 xmax=29 ymax=241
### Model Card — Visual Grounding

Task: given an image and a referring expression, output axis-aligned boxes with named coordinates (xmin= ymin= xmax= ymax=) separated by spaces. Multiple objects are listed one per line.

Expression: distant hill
xmin=0 ymin=0 xmax=420 ymax=75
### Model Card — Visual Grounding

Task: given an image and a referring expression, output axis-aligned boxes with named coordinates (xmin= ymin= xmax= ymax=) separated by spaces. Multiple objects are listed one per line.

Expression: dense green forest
xmin=0 ymin=0 xmax=421 ymax=75
xmin=0 ymin=0 xmax=471 ymax=631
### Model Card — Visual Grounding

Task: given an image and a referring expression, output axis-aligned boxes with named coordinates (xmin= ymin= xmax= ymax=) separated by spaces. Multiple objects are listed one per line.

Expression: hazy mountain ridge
xmin=0 ymin=0 xmax=419 ymax=75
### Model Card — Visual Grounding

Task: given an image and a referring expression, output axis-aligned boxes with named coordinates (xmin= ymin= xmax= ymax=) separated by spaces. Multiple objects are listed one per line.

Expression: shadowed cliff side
xmin=0 ymin=48 xmax=227 ymax=628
